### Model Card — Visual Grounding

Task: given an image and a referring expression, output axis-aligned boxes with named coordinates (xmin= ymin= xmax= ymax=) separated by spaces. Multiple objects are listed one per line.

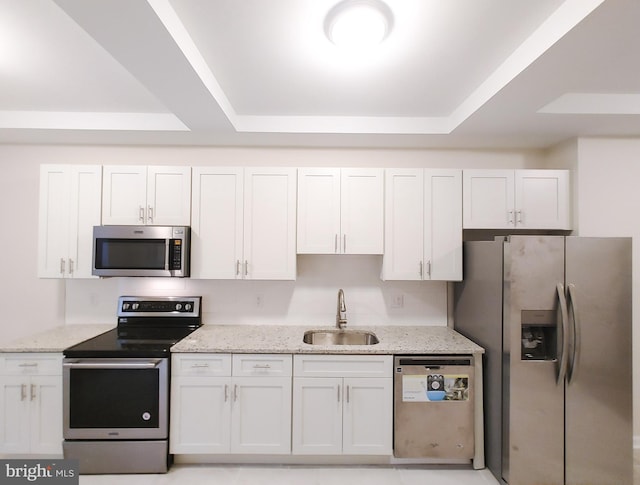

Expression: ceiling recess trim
xmin=148 ymin=0 xmax=606 ymax=135
xmin=0 ymin=111 xmax=189 ymax=131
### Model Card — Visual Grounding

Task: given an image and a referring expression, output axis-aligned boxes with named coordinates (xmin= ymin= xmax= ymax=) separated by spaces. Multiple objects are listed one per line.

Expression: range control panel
xmin=117 ymin=296 xmax=201 ymax=318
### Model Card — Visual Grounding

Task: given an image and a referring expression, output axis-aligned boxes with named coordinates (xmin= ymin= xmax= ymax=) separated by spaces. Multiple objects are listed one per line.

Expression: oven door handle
xmin=63 ymin=359 xmax=163 ymax=369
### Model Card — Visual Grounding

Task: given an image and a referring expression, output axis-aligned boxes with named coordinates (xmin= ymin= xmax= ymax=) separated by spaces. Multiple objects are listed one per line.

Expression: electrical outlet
xmin=256 ymin=295 xmax=263 ymax=308
xmin=391 ymin=294 xmax=404 ymax=308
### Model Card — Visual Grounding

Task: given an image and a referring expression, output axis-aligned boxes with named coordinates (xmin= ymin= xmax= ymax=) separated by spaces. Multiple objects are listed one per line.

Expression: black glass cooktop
xmin=64 ymin=296 xmax=202 ymax=358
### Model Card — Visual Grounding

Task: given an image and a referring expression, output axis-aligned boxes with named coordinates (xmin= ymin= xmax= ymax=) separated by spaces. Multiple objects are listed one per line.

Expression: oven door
xmin=63 ymin=358 xmax=168 ymax=440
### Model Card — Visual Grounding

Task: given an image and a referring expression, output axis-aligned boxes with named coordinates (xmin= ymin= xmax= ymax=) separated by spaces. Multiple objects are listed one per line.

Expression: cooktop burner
xmin=64 ymin=296 xmax=202 ymax=358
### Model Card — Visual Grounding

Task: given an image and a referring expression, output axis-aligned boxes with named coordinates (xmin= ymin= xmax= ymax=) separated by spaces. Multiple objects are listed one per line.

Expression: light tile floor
xmin=78 ymin=464 xmax=500 ymax=485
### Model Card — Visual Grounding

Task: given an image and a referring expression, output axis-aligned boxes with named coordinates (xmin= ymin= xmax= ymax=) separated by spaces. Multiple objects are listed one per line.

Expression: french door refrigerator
xmin=454 ymin=236 xmax=632 ymax=485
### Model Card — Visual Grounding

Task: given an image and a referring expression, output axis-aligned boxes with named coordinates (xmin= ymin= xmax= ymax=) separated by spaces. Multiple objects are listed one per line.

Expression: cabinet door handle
xmin=508 ymin=210 xmax=514 ymax=225
xmin=236 ymin=260 xmax=240 ymax=276
xmin=346 ymin=385 xmax=350 ymax=403
xmin=516 ymin=210 xmax=523 ymax=224
xmin=224 ymin=384 xmax=229 ymax=402
xmin=30 ymin=384 xmax=36 ymax=401
xmin=21 ymin=384 xmax=27 ymax=401
xmin=69 ymin=258 xmax=74 ymax=275
xmin=419 ymin=261 xmax=423 ymax=278
xmin=60 ymin=258 xmax=66 ymax=275
xmin=147 ymin=206 xmax=154 ymax=223
xmin=343 ymin=234 xmax=346 ymax=253
xmin=244 ymin=260 xmax=249 ymax=276
xmin=337 ymin=385 xmax=341 ymax=403
xmin=139 ymin=206 xmax=145 ymax=223
xmin=334 ymin=234 xmax=338 ymax=253
xmin=234 ymin=384 xmax=238 ymax=402
xmin=426 ymin=260 xmax=432 ymax=277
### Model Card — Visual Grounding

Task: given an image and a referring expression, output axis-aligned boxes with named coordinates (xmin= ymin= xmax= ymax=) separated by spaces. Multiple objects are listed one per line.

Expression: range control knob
xmin=122 ymin=303 xmax=130 ymax=311
xmin=175 ymin=303 xmax=183 ymax=311
xmin=185 ymin=303 xmax=193 ymax=311
xmin=132 ymin=303 xmax=140 ymax=310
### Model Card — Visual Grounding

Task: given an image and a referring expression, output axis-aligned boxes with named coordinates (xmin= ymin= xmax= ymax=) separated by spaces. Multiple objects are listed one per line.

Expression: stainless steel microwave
xmin=92 ymin=225 xmax=190 ymax=277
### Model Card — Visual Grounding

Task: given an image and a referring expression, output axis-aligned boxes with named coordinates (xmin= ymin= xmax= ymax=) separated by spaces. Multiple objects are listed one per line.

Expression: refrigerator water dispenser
xmin=521 ymin=310 xmax=557 ymax=361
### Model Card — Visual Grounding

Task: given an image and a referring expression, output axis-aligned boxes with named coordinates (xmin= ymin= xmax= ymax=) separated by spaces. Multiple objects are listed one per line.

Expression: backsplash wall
xmin=65 ymin=255 xmax=448 ymax=326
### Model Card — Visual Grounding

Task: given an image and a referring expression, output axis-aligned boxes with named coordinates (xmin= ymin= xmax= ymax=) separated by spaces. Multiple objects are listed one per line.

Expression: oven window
xmin=94 ymin=238 xmax=166 ymax=270
xmin=69 ymin=368 xmax=160 ymax=428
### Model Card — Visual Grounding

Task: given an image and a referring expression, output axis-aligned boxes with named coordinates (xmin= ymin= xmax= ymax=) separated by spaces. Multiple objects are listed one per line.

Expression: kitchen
xmin=1 ymin=1 xmax=640 ymax=484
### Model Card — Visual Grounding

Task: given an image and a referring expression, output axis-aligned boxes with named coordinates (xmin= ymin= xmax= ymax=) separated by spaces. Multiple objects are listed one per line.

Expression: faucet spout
xmin=336 ymin=289 xmax=347 ymax=329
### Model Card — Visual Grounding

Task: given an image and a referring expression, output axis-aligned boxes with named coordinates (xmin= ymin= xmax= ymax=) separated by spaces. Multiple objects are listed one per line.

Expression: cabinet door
xmin=297 ymin=168 xmax=341 ymax=254
xmin=191 ymin=168 xmax=244 ymax=279
xmin=29 ymin=376 xmax=63 ymax=455
xmin=0 ymin=376 xmax=30 ymax=454
xmin=382 ymin=169 xmax=424 ymax=280
xmin=463 ymin=170 xmax=514 ymax=229
xmin=102 ymin=165 xmax=147 ymax=225
xmin=515 ymin=170 xmax=570 ymax=229
xmin=292 ymin=377 xmax=342 ymax=455
xmin=340 ymin=169 xmax=384 ymax=254
xmin=425 ymin=169 xmax=462 ymax=281
xmin=231 ymin=377 xmax=292 ymax=454
xmin=243 ymin=168 xmax=297 ymax=280
xmin=170 ymin=376 xmax=231 ymax=454
xmin=38 ymin=165 xmax=71 ymax=278
xmin=146 ymin=166 xmax=192 ymax=226
xmin=68 ymin=166 xmax=102 ymax=278
xmin=38 ymin=165 xmax=101 ymax=278
xmin=342 ymin=378 xmax=393 ymax=455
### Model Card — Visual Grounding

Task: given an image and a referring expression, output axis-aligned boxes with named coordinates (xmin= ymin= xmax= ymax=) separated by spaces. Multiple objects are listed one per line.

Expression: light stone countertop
xmin=0 ymin=324 xmax=114 ymax=353
xmin=171 ymin=325 xmax=484 ymax=355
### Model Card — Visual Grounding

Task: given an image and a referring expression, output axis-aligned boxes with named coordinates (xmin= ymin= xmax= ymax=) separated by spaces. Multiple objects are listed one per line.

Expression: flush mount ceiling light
xmin=324 ymin=0 xmax=394 ymax=50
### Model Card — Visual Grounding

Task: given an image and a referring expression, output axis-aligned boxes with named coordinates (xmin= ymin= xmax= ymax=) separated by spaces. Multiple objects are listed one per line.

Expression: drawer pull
xmin=190 ymin=363 xmax=210 ymax=369
xmin=18 ymin=363 xmax=39 ymax=368
xmin=253 ymin=364 xmax=272 ymax=369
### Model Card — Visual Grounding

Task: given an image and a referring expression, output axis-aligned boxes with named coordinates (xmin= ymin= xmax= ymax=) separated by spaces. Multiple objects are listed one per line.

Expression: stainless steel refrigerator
xmin=454 ymin=236 xmax=632 ymax=485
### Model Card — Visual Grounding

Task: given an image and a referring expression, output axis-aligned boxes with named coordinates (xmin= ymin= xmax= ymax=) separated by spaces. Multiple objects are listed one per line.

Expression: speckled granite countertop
xmin=0 ymin=325 xmax=114 ymax=353
xmin=171 ymin=325 xmax=484 ymax=355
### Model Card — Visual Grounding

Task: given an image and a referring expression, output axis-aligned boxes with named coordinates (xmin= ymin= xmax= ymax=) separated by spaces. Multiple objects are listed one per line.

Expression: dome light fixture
xmin=324 ymin=0 xmax=394 ymax=50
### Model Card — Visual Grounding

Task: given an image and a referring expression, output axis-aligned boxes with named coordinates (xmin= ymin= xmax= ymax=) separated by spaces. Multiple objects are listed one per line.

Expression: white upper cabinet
xmin=101 ymin=165 xmax=191 ymax=225
xmin=191 ymin=167 xmax=297 ymax=280
xmin=38 ymin=165 xmax=102 ymax=278
xmin=383 ymin=169 xmax=462 ymax=281
xmin=463 ymin=169 xmax=570 ymax=229
xmin=297 ymin=168 xmax=384 ymax=254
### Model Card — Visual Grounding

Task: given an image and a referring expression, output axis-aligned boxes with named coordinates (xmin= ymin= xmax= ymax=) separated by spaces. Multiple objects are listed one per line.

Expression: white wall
xmin=566 ymin=137 xmax=640 ymax=442
xmin=0 ymin=143 xmax=545 ymax=345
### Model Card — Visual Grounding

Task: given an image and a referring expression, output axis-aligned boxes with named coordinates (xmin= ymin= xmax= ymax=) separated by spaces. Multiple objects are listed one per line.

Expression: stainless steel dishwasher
xmin=394 ymin=355 xmax=475 ymax=459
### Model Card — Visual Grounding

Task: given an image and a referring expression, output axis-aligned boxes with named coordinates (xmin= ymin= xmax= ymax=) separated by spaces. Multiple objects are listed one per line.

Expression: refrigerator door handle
xmin=567 ymin=283 xmax=580 ymax=384
xmin=556 ymin=283 xmax=570 ymax=385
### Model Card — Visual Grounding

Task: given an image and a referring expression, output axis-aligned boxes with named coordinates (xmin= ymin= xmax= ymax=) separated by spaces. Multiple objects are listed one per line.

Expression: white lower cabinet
xmin=170 ymin=354 xmax=292 ymax=454
xmin=292 ymin=355 xmax=393 ymax=456
xmin=0 ymin=353 xmax=63 ymax=455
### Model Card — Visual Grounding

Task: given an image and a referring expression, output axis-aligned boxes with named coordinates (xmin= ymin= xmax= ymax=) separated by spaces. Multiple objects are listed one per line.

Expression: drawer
xmin=172 ymin=353 xmax=231 ymax=376
xmin=294 ymin=354 xmax=392 ymax=378
xmin=1 ymin=353 xmax=63 ymax=376
xmin=232 ymin=354 xmax=292 ymax=377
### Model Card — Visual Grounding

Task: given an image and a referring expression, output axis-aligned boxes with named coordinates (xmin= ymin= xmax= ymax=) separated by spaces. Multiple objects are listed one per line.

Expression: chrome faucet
xmin=336 ymin=289 xmax=347 ymax=329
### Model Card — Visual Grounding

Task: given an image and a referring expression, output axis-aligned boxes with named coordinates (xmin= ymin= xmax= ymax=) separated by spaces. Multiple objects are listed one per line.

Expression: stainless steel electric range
xmin=62 ymin=296 xmax=202 ymax=474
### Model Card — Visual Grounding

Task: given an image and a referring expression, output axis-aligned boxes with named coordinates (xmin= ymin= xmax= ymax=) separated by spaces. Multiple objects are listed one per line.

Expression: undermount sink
xmin=303 ymin=329 xmax=379 ymax=346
